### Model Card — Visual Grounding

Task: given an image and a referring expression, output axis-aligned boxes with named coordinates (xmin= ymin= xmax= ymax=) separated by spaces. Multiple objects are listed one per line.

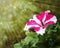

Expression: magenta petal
xmin=33 ymin=25 xmax=46 ymax=35
xmin=36 ymin=27 xmax=46 ymax=35
xmin=33 ymin=27 xmax=40 ymax=31
xmin=45 ymin=14 xmax=54 ymax=21
xmin=36 ymin=13 xmax=45 ymax=22
xmin=24 ymin=24 xmax=39 ymax=31
xmin=44 ymin=15 xmax=57 ymax=25
xmin=36 ymin=10 xmax=49 ymax=23
xmin=27 ymin=20 xmax=38 ymax=25
xmin=45 ymin=21 xmax=54 ymax=24
xmin=24 ymin=19 xmax=40 ymax=31
xmin=33 ymin=15 xmax=42 ymax=25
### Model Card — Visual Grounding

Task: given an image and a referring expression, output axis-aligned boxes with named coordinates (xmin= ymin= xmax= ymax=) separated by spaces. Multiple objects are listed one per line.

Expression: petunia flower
xmin=24 ymin=10 xmax=57 ymax=35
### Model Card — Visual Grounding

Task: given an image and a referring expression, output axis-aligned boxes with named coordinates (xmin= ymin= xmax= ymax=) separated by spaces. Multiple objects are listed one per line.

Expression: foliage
xmin=14 ymin=32 xmax=39 ymax=48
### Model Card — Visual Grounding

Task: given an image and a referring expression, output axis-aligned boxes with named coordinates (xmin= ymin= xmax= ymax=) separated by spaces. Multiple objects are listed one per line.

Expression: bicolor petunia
xmin=24 ymin=10 xmax=57 ymax=35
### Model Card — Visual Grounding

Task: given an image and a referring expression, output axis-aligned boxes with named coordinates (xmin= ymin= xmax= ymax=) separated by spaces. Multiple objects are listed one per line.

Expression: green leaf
xmin=14 ymin=43 xmax=21 ymax=48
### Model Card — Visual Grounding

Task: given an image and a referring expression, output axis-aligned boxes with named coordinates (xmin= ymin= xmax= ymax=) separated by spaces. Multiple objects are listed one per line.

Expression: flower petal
xmin=24 ymin=24 xmax=39 ymax=31
xmin=36 ymin=26 xmax=46 ymax=35
xmin=36 ymin=10 xmax=50 ymax=23
xmin=44 ymin=15 xmax=57 ymax=25
xmin=27 ymin=20 xmax=38 ymax=25
xmin=33 ymin=15 xmax=42 ymax=25
xmin=24 ymin=20 xmax=40 ymax=30
xmin=42 ymin=10 xmax=50 ymax=23
xmin=33 ymin=27 xmax=40 ymax=31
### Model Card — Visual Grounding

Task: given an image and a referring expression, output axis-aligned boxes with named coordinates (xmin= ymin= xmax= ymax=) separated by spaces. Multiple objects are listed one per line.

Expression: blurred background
xmin=0 ymin=0 xmax=60 ymax=48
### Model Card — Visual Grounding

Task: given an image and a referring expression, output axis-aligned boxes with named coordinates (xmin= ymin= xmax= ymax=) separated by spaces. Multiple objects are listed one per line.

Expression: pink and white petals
xmin=24 ymin=20 xmax=40 ymax=31
xmin=44 ymin=15 xmax=57 ymax=25
xmin=24 ymin=10 xmax=57 ymax=35
xmin=36 ymin=27 xmax=46 ymax=35
xmin=24 ymin=23 xmax=46 ymax=35
xmin=36 ymin=10 xmax=50 ymax=23
xmin=33 ymin=15 xmax=41 ymax=25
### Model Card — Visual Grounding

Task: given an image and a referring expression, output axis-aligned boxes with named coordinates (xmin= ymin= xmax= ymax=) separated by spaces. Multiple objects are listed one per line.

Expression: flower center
xmin=39 ymin=22 xmax=44 ymax=27
xmin=41 ymin=22 xmax=44 ymax=26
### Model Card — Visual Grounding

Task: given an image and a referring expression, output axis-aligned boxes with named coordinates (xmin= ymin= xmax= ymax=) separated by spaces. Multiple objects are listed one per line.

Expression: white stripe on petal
xmin=44 ymin=16 xmax=57 ymax=24
xmin=42 ymin=10 xmax=51 ymax=23
xmin=24 ymin=24 xmax=39 ymax=31
xmin=42 ymin=14 xmax=46 ymax=23
xmin=33 ymin=15 xmax=42 ymax=25
xmin=36 ymin=27 xmax=46 ymax=35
